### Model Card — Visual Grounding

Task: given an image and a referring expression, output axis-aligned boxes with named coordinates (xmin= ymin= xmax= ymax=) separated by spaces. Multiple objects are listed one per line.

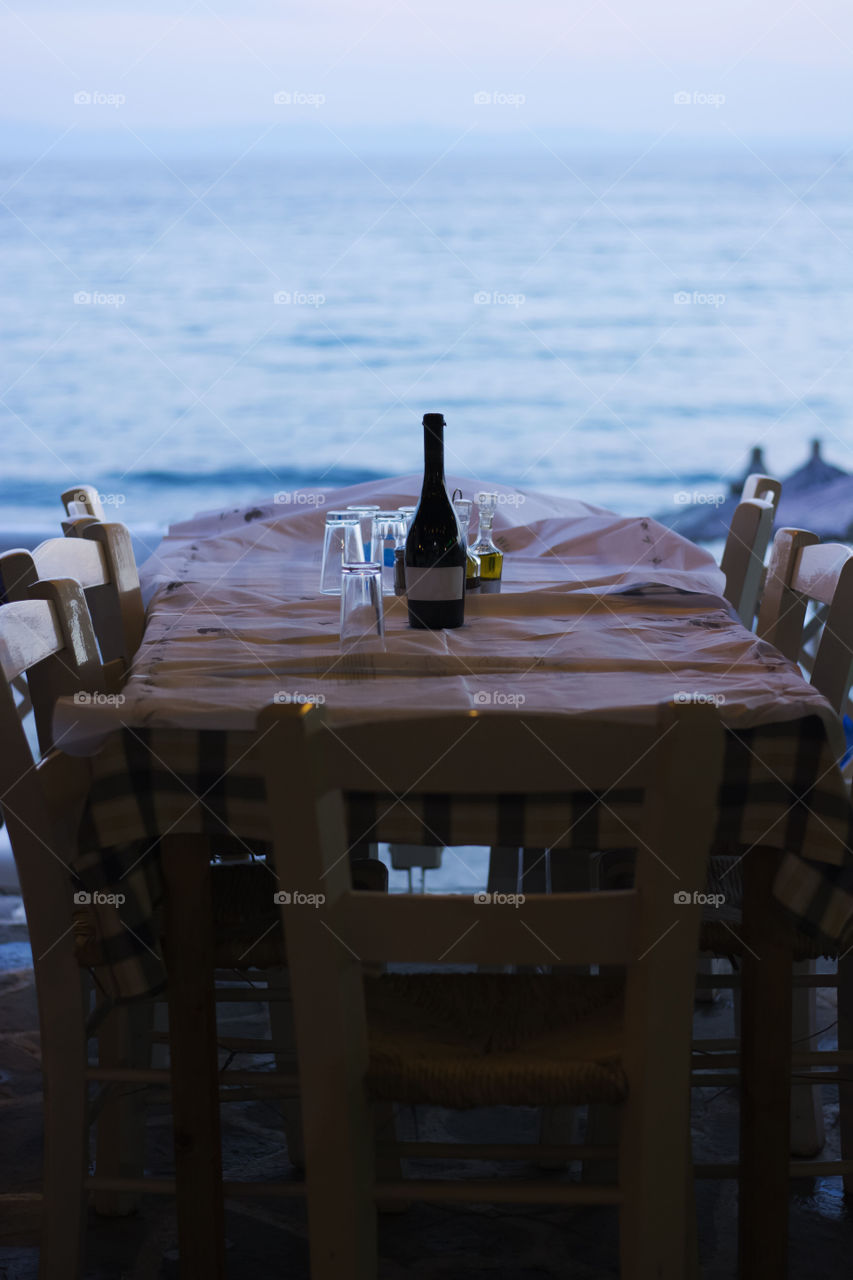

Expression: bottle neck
xmin=422 ymin=423 xmax=446 ymax=492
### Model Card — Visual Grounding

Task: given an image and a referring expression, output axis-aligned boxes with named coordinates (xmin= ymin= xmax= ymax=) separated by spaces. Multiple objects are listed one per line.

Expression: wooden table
xmin=60 ymin=476 xmax=853 ymax=1277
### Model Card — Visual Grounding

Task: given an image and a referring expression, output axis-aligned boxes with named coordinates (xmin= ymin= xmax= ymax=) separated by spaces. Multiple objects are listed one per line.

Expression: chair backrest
xmin=740 ymin=472 xmax=782 ymax=508
xmin=0 ymin=522 xmax=144 ymax=672
xmin=61 ymin=484 xmax=106 ymax=521
xmin=757 ymin=528 xmax=853 ymax=714
xmin=720 ymin=497 xmax=776 ymax=627
xmin=0 ymin=571 xmax=106 ymax=751
xmin=258 ymin=700 xmax=724 ymax=1156
xmin=0 ymin=590 xmax=96 ymax=1052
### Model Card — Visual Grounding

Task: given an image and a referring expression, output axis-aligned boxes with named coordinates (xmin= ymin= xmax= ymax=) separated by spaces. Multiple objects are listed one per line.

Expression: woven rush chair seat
xmin=699 ymin=918 xmax=838 ymax=962
xmin=364 ymin=971 xmax=627 ymax=1108
xmin=73 ymin=856 xmax=388 ymax=971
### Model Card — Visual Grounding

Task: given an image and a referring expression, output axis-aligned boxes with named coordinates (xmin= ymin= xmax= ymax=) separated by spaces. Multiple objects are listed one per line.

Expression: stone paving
xmin=0 ymin=894 xmax=851 ymax=1278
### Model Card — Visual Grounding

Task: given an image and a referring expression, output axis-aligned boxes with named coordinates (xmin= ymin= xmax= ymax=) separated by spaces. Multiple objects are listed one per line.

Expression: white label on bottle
xmin=406 ymin=566 xmax=465 ymax=601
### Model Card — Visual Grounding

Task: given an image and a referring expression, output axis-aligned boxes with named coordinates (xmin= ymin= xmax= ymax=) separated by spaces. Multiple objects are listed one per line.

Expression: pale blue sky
xmin=1 ymin=0 xmax=851 ymax=143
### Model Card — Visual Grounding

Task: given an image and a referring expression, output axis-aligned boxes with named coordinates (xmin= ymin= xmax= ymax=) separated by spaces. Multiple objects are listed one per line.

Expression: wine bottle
xmin=405 ymin=414 xmax=466 ymax=629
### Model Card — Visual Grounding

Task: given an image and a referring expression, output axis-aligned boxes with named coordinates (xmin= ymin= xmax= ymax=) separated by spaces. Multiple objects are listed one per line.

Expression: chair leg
xmin=582 ymin=1104 xmax=619 ymax=1184
xmin=266 ymin=967 xmax=304 ymax=1169
xmin=162 ymin=836 xmax=225 ymax=1280
xmin=537 ymin=1104 xmax=581 ymax=1170
xmin=374 ymin=1102 xmax=407 ymax=1214
xmin=481 ymin=847 xmax=520 ymax=974
xmin=790 ymin=959 xmax=825 ymax=1157
xmin=301 ymin=1081 xmax=376 ymax=1278
xmin=838 ymin=956 xmax=853 ymax=1195
xmin=38 ymin=969 xmax=89 ymax=1279
xmin=695 ymin=954 xmax=719 ymax=1003
xmin=94 ymin=998 xmax=153 ymax=1215
xmin=545 ymin=849 xmax=595 ymax=1170
xmin=618 ymin=1137 xmax=691 ymax=1279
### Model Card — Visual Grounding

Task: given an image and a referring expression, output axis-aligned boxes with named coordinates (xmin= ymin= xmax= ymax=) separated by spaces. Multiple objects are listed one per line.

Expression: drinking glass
xmin=320 ymin=512 xmax=364 ymax=594
xmin=346 ymin=505 xmax=381 ymax=558
xmin=452 ymin=497 xmax=472 ymax=541
xmin=371 ymin=512 xmax=407 ymax=595
xmin=340 ymin=562 xmax=385 ymax=652
xmin=397 ymin=505 xmax=417 ymax=531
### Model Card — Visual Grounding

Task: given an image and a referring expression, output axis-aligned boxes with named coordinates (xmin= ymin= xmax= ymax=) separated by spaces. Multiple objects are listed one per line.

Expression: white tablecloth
xmin=55 ymin=475 xmax=839 ymax=750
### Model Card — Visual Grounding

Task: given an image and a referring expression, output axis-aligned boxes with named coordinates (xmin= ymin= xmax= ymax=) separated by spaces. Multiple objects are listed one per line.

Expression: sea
xmin=1 ymin=139 xmax=852 ymax=893
xmin=1 ymin=140 xmax=852 ymax=540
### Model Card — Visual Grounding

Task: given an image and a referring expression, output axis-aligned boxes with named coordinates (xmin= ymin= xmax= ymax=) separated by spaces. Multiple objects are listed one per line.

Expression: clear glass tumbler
xmin=320 ymin=512 xmax=364 ymax=594
xmin=371 ymin=512 xmax=408 ymax=596
xmin=340 ymin=562 xmax=385 ymax=652
xmin=346 ymin=505 xmax=381 ymax=558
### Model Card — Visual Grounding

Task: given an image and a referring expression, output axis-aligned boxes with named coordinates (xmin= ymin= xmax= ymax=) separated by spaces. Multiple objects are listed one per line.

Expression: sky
xmin=1 ymin=0 xmax=852 ymax=148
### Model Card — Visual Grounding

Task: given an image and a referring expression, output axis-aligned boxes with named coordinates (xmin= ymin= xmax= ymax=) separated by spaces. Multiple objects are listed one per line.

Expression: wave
xmin=0 ymin=465 xmax=387 ymax=502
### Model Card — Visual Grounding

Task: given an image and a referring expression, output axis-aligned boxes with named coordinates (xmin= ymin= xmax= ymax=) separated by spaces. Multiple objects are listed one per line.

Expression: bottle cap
xmin=423 ymin=413 xmax=445 ymax=428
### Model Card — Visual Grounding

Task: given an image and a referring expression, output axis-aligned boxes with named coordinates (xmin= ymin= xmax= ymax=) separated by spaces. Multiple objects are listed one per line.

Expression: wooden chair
xmin=259 ymin=700 xmax=725 ymax=1280
xmin=0 ymin=582 xmax=391 ymax=1273
xmin=0 ymin=523 xmax=144 ymax=712
xmin=699 ymin=528 xmax=853 ymax=1162
xmin=720 ymin=472 xmax=782 ymax=627
xmin=755 ymin=528 xmax=853 ymax=1161
xmin=60 ymin=485 xmax=106 ymax=521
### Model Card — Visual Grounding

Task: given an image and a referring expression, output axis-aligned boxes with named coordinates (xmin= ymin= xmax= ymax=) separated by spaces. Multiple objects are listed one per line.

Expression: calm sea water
xmin=1 ymin=143 xmax=852 ymax=535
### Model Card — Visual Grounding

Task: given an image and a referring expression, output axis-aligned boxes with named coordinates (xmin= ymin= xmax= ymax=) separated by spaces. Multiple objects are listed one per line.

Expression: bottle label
xmin=406 ymin=566 xmax=465 ymax=601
